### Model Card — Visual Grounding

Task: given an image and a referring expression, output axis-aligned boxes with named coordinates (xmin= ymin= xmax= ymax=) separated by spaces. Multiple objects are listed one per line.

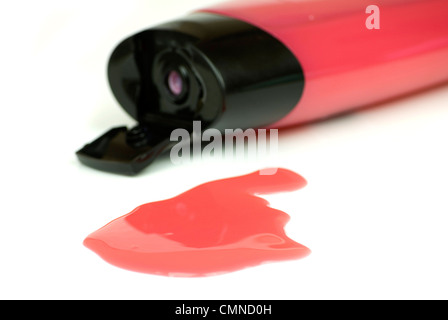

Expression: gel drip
xmin=83 ymin=169 xmax=310 ymax=277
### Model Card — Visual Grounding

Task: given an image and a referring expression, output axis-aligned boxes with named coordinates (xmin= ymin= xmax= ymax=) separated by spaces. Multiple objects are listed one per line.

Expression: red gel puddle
xmin=84 ymin=169 xmax=310 ymax=277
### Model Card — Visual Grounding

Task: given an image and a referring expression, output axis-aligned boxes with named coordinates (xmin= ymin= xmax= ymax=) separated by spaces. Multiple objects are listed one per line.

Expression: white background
xmin=1 ymin=0 xmax=448 ymax=300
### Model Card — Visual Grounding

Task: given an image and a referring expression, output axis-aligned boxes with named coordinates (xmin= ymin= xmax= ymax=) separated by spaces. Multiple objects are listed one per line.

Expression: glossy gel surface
xmin=84 ymin=169 xmax=310 ymax=277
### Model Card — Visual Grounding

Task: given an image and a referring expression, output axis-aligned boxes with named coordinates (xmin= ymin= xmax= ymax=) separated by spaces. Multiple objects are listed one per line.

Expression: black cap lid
xmin=77 ymin=13 xmax=304 ymax=175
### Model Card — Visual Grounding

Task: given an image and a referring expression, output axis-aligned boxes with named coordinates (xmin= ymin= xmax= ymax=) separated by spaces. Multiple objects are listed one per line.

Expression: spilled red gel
xmin=84 ymin=169 xmax=310 ymax=277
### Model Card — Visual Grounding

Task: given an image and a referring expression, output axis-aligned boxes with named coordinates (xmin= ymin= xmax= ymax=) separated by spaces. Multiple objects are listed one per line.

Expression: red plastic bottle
xmin=202 ymin=0 xmax=448 ymax=126
xmin=77 ymin=0 xmax=448 ymax=174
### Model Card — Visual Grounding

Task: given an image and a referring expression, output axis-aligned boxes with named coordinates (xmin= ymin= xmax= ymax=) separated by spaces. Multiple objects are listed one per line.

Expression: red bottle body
xmin=77 ymin=0 xmax=448 ymax=174
xmin=200 ymin=0 xmax=448 ymax=127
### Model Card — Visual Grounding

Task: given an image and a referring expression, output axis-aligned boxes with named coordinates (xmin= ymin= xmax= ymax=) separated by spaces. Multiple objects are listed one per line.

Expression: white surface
xmin=1 ymin=0 xmax=448 ymax=300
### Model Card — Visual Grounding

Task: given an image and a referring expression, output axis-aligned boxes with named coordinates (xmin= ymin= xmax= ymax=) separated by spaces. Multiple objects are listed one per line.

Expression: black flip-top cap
xmin=76 ymin=13 xmax=304 ymax=175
